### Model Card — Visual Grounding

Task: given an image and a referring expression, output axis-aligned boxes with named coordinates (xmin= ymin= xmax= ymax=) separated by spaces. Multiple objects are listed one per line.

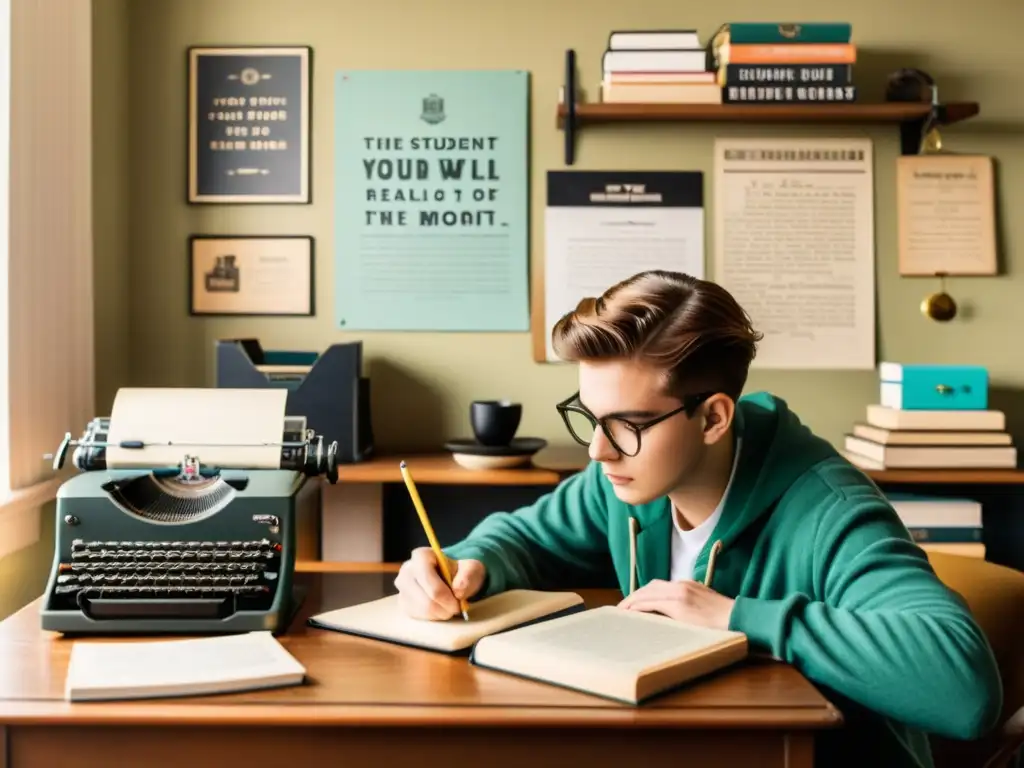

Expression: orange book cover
xmin=726 ymin=43 xmax=856 ymax=64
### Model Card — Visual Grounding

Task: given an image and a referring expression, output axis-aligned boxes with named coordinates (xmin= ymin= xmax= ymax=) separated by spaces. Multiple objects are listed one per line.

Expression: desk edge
xmin=0 ymin=700 xmax=843 ymax=729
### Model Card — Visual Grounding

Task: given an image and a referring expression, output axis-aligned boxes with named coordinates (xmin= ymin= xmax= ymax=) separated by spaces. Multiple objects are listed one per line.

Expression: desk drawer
xmin=879 ymin=363 xmax=987 ymax=410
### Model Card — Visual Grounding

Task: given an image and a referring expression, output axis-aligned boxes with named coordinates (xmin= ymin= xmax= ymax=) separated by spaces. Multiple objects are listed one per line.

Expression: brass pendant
xmin=921 ymin=273 xmax=957 ymax=322
xmin=921 ymin=126 xmax=943 ymax=154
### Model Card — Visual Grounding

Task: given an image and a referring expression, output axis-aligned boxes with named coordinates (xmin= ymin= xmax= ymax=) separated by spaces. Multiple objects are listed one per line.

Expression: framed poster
xmin=189 ymin=235 xmax=314 ymax=316
xmin=188 ymin=46 xmax=311 ymax=203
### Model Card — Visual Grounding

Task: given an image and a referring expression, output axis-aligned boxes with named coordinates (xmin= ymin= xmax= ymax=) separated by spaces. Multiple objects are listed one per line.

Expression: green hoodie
xmin=445 ymin=391 xmax=1003 ymax=768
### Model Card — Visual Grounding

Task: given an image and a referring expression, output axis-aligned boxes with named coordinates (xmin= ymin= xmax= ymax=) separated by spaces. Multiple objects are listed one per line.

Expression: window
xmin=0 ymin=0 xmax=9 ymax=498
xmin=0 ymin=0 xmax=93 ymax=559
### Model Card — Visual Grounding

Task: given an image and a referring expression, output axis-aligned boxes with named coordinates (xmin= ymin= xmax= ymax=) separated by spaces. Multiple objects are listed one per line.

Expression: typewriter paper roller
xmin=105 ymin=388 xmax=290 ymax=469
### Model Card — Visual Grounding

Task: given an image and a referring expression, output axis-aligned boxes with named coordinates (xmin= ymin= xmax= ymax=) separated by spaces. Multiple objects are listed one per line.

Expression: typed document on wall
xmin=713 ymin=138 xmax=875 ymax=370
xmin=544 ymin=171 xmax=705 ymax=362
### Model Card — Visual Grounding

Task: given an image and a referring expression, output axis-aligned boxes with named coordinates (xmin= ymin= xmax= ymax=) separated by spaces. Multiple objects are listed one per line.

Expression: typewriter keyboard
xmin=53 ymin=538 xmax=282 ymax=606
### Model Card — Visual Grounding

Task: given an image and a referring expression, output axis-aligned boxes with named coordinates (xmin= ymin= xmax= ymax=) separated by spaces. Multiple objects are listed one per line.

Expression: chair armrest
xmin=984 ymin=705 xmax=1024 ymax=768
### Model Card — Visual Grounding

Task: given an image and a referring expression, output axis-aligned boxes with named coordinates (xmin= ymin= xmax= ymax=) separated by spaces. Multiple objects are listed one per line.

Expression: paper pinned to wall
xmin=896 ymin=153 xmax=997 ymax=276
xmin=712 ymin=138 xmax=876 ymax=370
xmin=105 ymin=388 xmax=288 ymax=470
xmin=541 ymin=171 xmax=706 ymax=363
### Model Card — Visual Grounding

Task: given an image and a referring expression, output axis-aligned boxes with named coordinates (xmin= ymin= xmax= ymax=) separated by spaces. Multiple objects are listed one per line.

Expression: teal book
xmin=715 ymin=22 xmax=852 ymax=44
xmin=878 ymin=362 xmax=989 ymax=411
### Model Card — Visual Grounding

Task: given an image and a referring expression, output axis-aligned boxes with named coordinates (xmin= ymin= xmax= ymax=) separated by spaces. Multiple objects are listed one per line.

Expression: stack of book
xmin=707 ymin=22 xmax=857 ymax=104
xmin=599 ymin=29 xmax=720 ymax=105
xmin=843 ymin=362 xmax=1017 ymax=471
xmin=885 ymin=493 xmax=985 ymax=559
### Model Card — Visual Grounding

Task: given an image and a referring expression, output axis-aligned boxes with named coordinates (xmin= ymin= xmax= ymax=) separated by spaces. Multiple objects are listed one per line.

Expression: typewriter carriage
xmin=48 ymin=415 xmax=340 ymax=486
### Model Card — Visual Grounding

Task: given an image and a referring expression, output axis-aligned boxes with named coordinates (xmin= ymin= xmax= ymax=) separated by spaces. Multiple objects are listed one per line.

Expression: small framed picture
xmin=189 ymin=236 xmax=314 ymax=316
xmin=187 ymin=45 xmax=311 ymax=203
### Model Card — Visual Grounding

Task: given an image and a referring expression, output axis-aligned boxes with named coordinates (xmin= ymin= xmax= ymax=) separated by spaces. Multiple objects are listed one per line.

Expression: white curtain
xmin=1 ymin=0 xmax=94 ymax=557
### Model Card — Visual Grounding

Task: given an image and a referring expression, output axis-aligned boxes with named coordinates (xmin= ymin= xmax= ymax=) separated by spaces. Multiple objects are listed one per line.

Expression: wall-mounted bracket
xmin=562 ymin=49 xmax=576 ymax=166
xmin=900 ymin=101 xmax=951 ymax=155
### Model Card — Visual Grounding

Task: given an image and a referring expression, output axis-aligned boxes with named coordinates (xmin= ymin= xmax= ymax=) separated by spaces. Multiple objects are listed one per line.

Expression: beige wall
xmin=120 ymin=0 xmax=1024 ymax=449
xmin=3 ymin=0 xmax=1024 ymax=617
xmin=94 ymin=0 xmax=131 ymax=412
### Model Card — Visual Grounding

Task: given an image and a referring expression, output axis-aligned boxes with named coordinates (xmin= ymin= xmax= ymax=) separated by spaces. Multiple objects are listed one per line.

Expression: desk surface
xmin=0 ymin=572 xmax=841 ymax=731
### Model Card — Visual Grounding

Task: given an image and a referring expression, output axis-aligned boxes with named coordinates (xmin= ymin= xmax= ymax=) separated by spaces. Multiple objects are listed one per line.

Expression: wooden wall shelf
xmin=333 ymin=450 xmax=1024 ymax=487
xmin=336 ymin=451 xmax=573 ymax=486
xmin=557 ymin=101 xmax=979 ymax=127
xmin=863 ymin=468 xmax=1024 ymax=485
xmin=297 ymin=539 xmax=984 ymax=574
xmin=557 ymin=49 xmax=980 ymax=164
xmin=307 ymin=452 xmax=1018 ymax=571
xmin=297 ymin=560 xmax=401 ymax=574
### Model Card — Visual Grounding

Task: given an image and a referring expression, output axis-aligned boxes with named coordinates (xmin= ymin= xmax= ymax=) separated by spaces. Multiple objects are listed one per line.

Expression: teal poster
xmin=334 ymin=70 xmax=529 ymax=331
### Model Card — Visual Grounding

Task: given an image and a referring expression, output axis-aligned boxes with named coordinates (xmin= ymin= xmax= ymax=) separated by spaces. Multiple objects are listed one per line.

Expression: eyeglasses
xmin=555 ymin=391 xmax=715 ymax=457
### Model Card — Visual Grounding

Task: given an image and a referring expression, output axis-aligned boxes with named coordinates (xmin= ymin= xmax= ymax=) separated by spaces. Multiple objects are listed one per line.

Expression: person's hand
xmin=617 ymin=579 xmax=736 ymax=630
xmin=393 ymin=547 xmax=486 ymax=621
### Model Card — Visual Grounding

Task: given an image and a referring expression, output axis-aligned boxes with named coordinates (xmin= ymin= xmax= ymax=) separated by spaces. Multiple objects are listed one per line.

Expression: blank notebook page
xmin=485 ymin=606 xmax=741 ymax=667
xmin=310 ymin=590 xmax=582 ymax=650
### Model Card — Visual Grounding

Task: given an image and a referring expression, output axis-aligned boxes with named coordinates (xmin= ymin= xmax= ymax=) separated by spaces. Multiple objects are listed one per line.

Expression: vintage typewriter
xmin=40 ymin=392 xmax=339 ymax=636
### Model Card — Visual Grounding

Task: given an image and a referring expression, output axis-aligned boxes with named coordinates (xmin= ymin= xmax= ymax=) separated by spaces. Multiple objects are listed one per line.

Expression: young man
xmin=393 ymin=270 xmax=1002 ymax=767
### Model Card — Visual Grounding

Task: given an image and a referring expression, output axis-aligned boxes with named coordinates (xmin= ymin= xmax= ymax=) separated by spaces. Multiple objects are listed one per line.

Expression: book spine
xmin=726 ymin=22 xmax=852 ymax=44
xmin=723 ymin=84 xmax=857 ymax=103
xmin=726 ymin=43 xmax=856 ymax=64
xmin=908 ymin=526 xmax=983 ymax=543
xmin=724 ymin=64 xmax=851 ymax=86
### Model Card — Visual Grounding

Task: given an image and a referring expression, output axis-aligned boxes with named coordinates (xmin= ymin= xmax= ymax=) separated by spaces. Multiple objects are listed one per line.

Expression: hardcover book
xmin=469 ymin=605 xmax=749 ymax=705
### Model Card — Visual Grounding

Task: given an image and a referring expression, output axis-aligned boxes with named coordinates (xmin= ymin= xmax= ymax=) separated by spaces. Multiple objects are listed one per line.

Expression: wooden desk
xmin=0 ymin=572 xmax=841 ymax=768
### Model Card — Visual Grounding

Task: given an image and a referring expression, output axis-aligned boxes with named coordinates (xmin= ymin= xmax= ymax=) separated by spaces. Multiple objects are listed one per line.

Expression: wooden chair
xmin=926 ymin=551 xmax=1024 ymax=768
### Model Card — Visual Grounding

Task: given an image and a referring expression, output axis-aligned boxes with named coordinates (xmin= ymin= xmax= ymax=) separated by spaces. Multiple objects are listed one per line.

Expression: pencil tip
xmin=399 ymin=460 xmax=406 ymax=469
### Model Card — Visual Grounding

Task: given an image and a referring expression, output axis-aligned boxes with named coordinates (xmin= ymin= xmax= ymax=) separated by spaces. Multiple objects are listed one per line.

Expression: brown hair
xmin=551 ymin=270 xmax=762 ymax=402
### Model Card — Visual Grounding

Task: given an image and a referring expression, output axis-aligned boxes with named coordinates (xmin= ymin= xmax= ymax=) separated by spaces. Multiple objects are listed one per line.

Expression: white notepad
xmin=64 ymin=631 xmax=306 ymax=701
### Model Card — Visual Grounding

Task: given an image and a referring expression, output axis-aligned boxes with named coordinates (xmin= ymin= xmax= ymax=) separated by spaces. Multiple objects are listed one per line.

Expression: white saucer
xmin=451 ymin=453 xmax=533 ymax=470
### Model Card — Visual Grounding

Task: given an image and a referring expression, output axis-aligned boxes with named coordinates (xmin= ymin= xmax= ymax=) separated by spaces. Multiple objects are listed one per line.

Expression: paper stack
xmin=64 ymin=631 xmax=306 ymax=701
xmin=842 ymin=362 xmax=1017 ymax=471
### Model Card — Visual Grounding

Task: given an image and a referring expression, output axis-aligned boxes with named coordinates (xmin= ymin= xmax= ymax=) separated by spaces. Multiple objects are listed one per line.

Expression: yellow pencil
xmin=399 ymin=460 xmax=470 ymax=621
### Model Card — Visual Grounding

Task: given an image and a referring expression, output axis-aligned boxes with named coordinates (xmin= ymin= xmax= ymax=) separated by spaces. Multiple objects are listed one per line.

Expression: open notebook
xmin=307 ymin=589 xmax=586 ymax=654
xmin=470 ymin=605 xmax=748 ymax=705
xmin=64 ymin=631 xmax=307 ymax=702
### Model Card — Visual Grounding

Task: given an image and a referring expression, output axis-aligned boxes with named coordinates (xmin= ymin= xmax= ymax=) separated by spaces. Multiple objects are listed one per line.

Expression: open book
xmin=470 ymin=605 xmax=748 ymax=705
xmin=307 ymin=589 xmax=585 ymax=654
xmin=64 ymin=631 xmax=307 ymax=702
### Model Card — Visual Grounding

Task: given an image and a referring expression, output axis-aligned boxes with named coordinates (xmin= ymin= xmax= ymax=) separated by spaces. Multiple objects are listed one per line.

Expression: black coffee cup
xmin=470 ymin=400 xmax=522 ymax=447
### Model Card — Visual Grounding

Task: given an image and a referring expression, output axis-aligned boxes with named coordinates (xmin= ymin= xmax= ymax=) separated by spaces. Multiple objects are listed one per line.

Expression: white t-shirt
xmin=669 ymin=439 xmax=742 ymax=582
